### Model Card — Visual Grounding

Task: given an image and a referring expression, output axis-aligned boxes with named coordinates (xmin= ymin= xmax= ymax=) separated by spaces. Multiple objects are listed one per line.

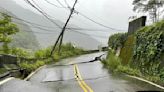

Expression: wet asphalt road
xmin=0 ymin=52 xmax=163 ymax=92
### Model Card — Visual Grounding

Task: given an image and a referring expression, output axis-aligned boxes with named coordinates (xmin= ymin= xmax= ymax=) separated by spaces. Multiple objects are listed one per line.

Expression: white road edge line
xmin=0 ymin=77 xmax=14 ymax=86
xmin=24 ymin=65 xmax=46 ymax=81
xmin=126 ymin=75 xmax=164 ymax=90
xmin=0 ymin=65 xmax=46 ymax=85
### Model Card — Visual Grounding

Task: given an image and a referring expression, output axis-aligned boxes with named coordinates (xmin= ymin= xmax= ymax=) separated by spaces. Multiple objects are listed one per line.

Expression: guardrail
xmin=0 ymin=54 xmax=31 ymax=80
xmin=0 ymin=72 xmax=10 ymax=79
xmin=0 ymin=69 xmax=23 ymax=80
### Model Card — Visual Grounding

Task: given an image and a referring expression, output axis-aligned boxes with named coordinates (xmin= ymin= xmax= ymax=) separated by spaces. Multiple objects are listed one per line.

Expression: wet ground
xmin=0 ymin=52 xmax=163 ymax=92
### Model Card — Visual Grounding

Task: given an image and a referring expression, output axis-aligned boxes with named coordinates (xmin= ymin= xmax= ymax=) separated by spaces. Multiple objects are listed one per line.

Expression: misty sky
xmin=12 ymin=0 xmax=137 ymax=44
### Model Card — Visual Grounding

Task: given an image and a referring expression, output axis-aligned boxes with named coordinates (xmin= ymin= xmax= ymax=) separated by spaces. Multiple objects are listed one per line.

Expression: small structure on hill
xmin=128 ymin=16 xmax=147 ymax=35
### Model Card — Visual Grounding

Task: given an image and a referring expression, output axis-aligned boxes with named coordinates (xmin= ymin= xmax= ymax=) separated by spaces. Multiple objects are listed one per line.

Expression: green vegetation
xmin=133 ymin=0 xmax=164 ymax=22
xmin=102 ymin=49 xmax=121 ymax=71
xmin=103 ymin=20 xmax=164 ymax=85
xmin=102 ymin=49 xmax=141 ymax=76
xmin=133 ymin=21 xmax=164 ymax=75
xmin=0 ymin=13 xmax=19 ymax=54
xmin=119 ymin=35 xmax=135 ymax=65
xmin=18 ymin=43 xmax=86 ymax=75
xmin=34 ymin=43 xmax=85 ymax=60
xmin=108 ymin=33 xmax=127 ymax=51
xmin=0 ymin=68 xmax=7 ymax=74
xmin=19 ymin=60 xmax=45 ymax=73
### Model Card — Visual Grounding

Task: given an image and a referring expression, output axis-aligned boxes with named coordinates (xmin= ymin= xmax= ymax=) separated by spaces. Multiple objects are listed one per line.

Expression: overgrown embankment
xmin=102 ymin=20 xmax=164 ymax=86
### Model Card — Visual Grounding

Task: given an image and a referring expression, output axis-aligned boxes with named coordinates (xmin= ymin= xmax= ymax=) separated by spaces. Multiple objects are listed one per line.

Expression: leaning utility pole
xmin=50 ymin=0 xmax=78 ymax=56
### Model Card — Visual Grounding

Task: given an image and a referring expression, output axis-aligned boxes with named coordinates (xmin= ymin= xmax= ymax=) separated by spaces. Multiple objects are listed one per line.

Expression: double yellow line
xmin=73 ymin=64 xmax=93 ymax=92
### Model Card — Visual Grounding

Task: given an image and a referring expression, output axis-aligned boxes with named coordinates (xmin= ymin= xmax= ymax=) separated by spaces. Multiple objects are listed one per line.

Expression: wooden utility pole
xmin=50 ymin=0 xmax=78 ymax=56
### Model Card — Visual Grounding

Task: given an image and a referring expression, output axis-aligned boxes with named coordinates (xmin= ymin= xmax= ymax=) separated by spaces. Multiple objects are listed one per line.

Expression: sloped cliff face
xmin=0 ymin=0 xmax=101 ymax=50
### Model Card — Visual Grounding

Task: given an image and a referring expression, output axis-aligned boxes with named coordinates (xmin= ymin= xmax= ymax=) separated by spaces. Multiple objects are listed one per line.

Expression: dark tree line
xmin=133 ymin=0 xmax=164 ymax=23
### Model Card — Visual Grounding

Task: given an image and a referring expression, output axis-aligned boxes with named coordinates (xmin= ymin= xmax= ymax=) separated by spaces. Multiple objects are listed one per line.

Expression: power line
xmin=1 ymin=2 xmax=110 ymax=36
xmin=0 ymin=5 xmax=109 ymax=50
xmin=52 ymin=0 xmax=78 ymax=55
xmin=56 ymin=0 xmax=126 ymax=31
xmin=14 ymin=19 xmax=112 ymax=33
xmin=69 ymin=28 xmax=111 ymax=32
xmin=22 ymin=29 xmax=56 ymax=34
xmin=27 ymin=0 xmax=87 ymax=56
xmin=0 ymin=6 xmax=64 ymax=31
xmin=31 ymin=0 xmax=45 ymax=13
xmin=77 ymin=12 xmax=126 ymax=31
xmin=0 ymin=9 xmax=61 ymax=31
xmin=77 ymin=2 xmax=124 ymax=30
xmin=22 ymin=27 xmax=108 ymax=38
xmin=11 ymin=16 xmax=56 ymax=29
xmin=31 ymin=0 xmax=62 ymax=21
xmin=22 ymin=0 xmax=116 ymax=43
xmin=15 ymin=21 xmax=109 ymax=39
xmin=14 ymin=20 xmax=111 ymax=33
xmin=25 ymin=0 xmax=62 ymax=28
xmin=9 ymin=13 xmax=112 ymax=33
xmin=13 ymin=21 xmax=59 ymax=32
xmin=18 ymin=22 xmax=109 ymax=38
xmin=64 ymin=0 xmax=71 ymax=8
xmin=43 ymin=0 xmax=126 ymax=31
xmin=23 ymin=0 xmax=66 ymax=58
xmin=18 ymin=25 xmax=107 ymax=36
xmin=44 ymin=0 xmax=66 ymax=8
xmin=56 ymin=0 xmax=67 ymax=8
xmin=24 ymin=0 xmax=86 ymax=56
xmin=0 ymin=9 xmax=110 ymax=36
xmin=13 ymin=18 xmax=55 ymax=29
xmin=3 ymin=10 xmax=109 ymax=34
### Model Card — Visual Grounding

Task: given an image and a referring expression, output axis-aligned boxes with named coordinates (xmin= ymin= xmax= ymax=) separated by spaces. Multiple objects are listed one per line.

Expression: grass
xmin=102 ymin=49 xmax=121 ymax=71
xmin=119 ymin=35 xmax=135 ymax=65
xmin=18 ymin=43 xmax=89 ymax=77
xmin=19 ymin=60 xmax=45 ymax=73
xmin=0 ymin=68 xmax=7 ymax=74
xmin=102 ymin=49 xmax=164 ymax=86
xmin=102 ymin=49 xmax=141 ymax=76
xmin=115 ymin=65 xmax=141 ymax=76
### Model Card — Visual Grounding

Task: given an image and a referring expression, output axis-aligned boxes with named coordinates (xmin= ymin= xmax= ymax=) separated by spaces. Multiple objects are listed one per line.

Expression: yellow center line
xmin=73 ymin=64 xmax=88 ymax=92
xmin=74 ymin=64 xmax=94 ymax=92
xmin=75 ymin=65 xmax=94 ymax=92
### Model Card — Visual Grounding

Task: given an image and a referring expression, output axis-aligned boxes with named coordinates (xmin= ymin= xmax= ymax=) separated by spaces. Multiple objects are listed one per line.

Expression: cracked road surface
xmin=0 ymin=52 xmax=163 ymax=92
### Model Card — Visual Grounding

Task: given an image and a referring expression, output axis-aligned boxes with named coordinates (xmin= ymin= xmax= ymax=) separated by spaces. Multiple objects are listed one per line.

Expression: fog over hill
xmin=0 ymin=8 xmax=40 ymax=50
xmin=0 ymin=0 xmax=102 ymax=50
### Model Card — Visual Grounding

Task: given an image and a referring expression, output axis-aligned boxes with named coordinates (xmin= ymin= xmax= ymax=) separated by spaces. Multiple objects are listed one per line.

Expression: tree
xmin=108 ymin=33 xmax=127 ymax=51
xmin=133 ymin=0 xmax=164 ymax=23
xmin=0 ymin=13 xmax=19 ymax=53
